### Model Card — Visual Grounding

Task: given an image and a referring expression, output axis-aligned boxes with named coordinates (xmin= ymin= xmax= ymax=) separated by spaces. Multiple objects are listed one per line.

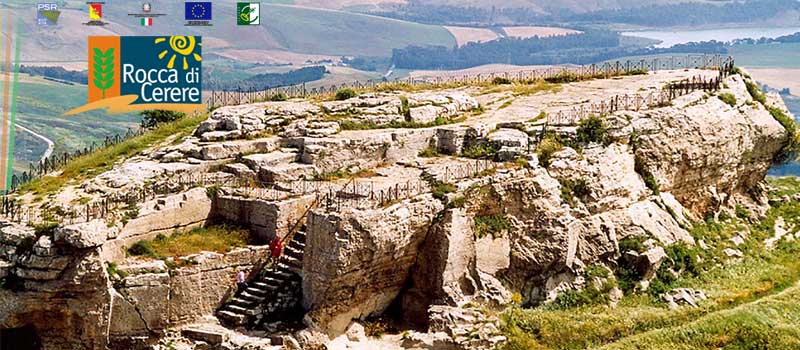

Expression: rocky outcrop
xmin=303 ymin=195 xmax=445 ymax=335
xmin=0 ymin=221 xmax=111 ymax=350
xmin=631 ymin=74 xmax=787 ymax=215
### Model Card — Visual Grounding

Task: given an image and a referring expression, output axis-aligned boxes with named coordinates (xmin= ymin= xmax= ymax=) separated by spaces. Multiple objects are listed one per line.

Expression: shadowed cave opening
xmin=0 ymin=325 xmax=42 ymax=350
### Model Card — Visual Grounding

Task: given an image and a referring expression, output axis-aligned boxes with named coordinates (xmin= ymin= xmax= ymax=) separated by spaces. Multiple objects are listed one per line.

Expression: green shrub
xmin=560 ymin=178 xmax=591 ymax=205
xmin=768 ymin=106 xmax=800 ymax=163
xmin=474 ymin=214 xmax=512 ymax=238
xmin=537 ymin=135 xmax=563 ymax=168
xmin=585 ymin=264 xmax=610 ymax=279
xmin=576 ymin=115 xmax=610 ymax=145
xmin=335 ymin=88 xmax=358 ymax=101
xmin=462 ymin=142 xmax=499 ymax=159
xmin=619 ymin=235 xmax=648 ymax=254
xmin=545 ymin=72 xmax=580 ymax=84
xmin=492 ymin=76 xmax=512 ymax=85
xmin=447 ymin=196 xmax=467 ymax=209
xmin=107 ymin=262 xmax=129 ymax=280
xmin=399 ymin=95 xmax=411 ymax=120
xmin=128 ymin=240 xmax=156 ymax=258
xmin=550 ymin=281 xmax=613 ymax=310
xmin=718 ymin=93 xmax=737 ymax=107
xmin=744 ymin=80 xmax=766 ymax=104
xmin=634 ymin=156 xmax=660 ymax=194
xmin=141 ymin=110 xmax=186 ymax=129
xmin=432 ymin=182 xmax=456 ymax=201
xmin=418 ymin=146 xmax=440 ymax=158
xmin=735 ymin=204 xmax=751 ymax=221
xmin=269 ymin=92 xmax=288 ymax=101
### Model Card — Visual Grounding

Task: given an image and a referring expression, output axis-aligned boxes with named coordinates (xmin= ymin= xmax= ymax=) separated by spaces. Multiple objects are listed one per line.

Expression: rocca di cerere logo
xmin=66 ymin=36 xmax=203 ymax=115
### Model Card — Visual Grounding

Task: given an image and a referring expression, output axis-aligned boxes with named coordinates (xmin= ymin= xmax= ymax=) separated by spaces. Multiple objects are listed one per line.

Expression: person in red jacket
xmin=269 ymin=237 xmax=283 ymax=263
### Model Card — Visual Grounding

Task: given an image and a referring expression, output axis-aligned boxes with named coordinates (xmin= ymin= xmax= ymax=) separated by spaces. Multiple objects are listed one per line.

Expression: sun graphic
xmin=155 ymin=36 xmax=202 ymax=70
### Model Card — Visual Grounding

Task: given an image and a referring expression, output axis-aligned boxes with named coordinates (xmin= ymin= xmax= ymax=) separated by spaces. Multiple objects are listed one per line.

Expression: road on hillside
xmin=16 ymin=123 xmax=54 ymax=164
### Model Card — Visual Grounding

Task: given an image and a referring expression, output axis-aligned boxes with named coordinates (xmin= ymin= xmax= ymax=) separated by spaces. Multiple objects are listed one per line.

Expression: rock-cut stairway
xmin=216 ymin=227 xmax=306 ymax=328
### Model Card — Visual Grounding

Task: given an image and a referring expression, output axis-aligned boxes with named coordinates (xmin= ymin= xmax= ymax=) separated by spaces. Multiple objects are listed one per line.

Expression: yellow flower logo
xmin=155 ymin=36 xmax=202 ymax=70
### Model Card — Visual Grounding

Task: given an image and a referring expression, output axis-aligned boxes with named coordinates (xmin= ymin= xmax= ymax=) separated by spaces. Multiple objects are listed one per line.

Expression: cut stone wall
xmin=108 ymin=246 xmax=269 ymax=344
xmin=214 ymin=194 xmax=315 ymax=241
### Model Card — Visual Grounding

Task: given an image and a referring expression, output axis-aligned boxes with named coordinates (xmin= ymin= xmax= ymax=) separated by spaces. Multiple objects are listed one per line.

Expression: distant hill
xmin=8 ymin=0 xmax=455 ymax=69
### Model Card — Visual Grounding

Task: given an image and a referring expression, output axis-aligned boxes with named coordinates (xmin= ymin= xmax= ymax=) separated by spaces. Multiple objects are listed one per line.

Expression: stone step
xmin=217 ymin=310 xmax=247 ymax=326
xmin=275 ymin=262 xmax=295 ymax=274
xmin=294 ymin=230 xmax=307 ymax=244
xmin=246 ymin=286 xmax=269 ymax=297
xmin=181 ymin=328 xmax=228 ymax=346
xmin=287 ymin=240 xmax=305 ymax=251
xmin=240 ymin=291 xmax=266 ymax=303
xmin=259 ymin=163 xmax=317 ymax=183
xmin=282 ymin=255 xmax=303 ymax=268
xmin=242 ymin=151 xmax=298 ymax=172
xmin=284 ymin=246 xmax=304 ymax=261
xmin=231 ymin=297 xmax=257 ymax=307
xmin=253 ymin=281 xmax=280 ymax=290
xmin=226 ymin=304 xmax=258 ymax=316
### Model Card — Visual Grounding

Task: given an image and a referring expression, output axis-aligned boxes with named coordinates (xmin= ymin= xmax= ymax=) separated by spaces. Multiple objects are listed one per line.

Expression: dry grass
xmin=128 ymin=225 xmax=253 ymax=259
xmin=18 ymin=114 xmax=207 ymax=200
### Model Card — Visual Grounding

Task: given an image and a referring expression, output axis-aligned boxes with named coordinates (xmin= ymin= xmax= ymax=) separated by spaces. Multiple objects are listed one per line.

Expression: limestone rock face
xmin=303 ymin=195 xmax=445 ymax=335
xmin=635 ymin=75 xmax=788 ymax=215
xmin=194 ymin=92 xmax=479 ymax=143
xmin=0 ymin=221 xmax=111 ymax=350
xmin=402 ymin=208 xmax=479 ymax=323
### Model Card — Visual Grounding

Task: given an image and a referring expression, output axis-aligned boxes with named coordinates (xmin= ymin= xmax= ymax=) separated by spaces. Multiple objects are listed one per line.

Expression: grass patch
xmin=339 ymin=116 xmax=466 ymax=131
xmin=635 ymin=156 xmax=660 ymax=195
xmin=482 ymin=80 xmax=561 ymax=97
xmin=536 ymin=134 xmax=563 ymax=168
xmin=498 ymin=100 xmax=514 ymax=109
xmin=744 ymin=79 xmax=767 ymax=104
xmin=473 ymin=214 xmax=512 ymax=239
xmin=529 ymin=111 xmax=547 ymax=123
xmin=18 ymin=114 xmax=207 ymax=198
xmin=718 ymin=93 xmax=737 ymax=107
xmin=767 ymin=106 xmax=800 ymax=163
xmin=127 ymin=225 xmax=253 ymax=259
xmin=501 ymin=185 xmax=800 ymax=350
xmin=418 ymin=146 xmax=441 ymax=158
xmin=431 ymin=182 xmax=456 ymax=202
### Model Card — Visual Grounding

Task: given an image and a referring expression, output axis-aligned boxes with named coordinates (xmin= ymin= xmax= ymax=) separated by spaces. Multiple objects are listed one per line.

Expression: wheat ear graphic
xmin=92 ymin=47 xmax=115 ymax=99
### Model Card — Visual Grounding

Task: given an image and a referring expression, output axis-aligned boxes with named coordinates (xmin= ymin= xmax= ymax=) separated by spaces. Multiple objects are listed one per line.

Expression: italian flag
xmin=140 ymin=18 xmax=152 ymax=26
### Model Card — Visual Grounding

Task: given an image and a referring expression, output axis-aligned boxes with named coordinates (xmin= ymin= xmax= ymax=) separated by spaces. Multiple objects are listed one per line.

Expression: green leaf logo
xmin=93 ymin=47 xmax=115 ymax=99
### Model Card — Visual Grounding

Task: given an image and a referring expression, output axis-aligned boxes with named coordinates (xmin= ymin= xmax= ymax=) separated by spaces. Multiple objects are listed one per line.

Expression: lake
xmin=623 ymin=27 xmax=800 ymax=48
xmin=624 ymin=27 xmax=800 ymax=176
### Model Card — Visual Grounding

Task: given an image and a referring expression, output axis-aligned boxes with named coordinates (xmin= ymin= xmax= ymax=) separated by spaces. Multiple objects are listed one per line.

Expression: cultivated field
xmin=747 ymin=68 xmax=800 ymax=97
xmin=445 ymin=26 xmax=500 ymax=46
xmin=503 ymin=26 xmax=581 ymax=38
xmin=408 ymin=63 xmax=560 ymax=79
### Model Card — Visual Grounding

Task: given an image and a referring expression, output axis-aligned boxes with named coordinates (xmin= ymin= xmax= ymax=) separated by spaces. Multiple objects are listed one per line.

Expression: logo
xmin=37 ymin=3 xmax=61 ymax=26
xmin=184 ymin=2 xmax=212 ymax=26
xmin=128 ymin=2 xmax=165 ymax=27
xmin=84 ymin=1 xmax=107 ymax=26
xmin=237 ymin=2 xmax=260 ymax=25
xmin=65 ymin=36 xmax=204 ymax=115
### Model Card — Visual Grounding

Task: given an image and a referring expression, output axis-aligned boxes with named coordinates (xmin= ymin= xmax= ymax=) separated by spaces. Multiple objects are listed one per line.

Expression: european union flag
xmin=185 ymin=2 xmax=212 ymax=20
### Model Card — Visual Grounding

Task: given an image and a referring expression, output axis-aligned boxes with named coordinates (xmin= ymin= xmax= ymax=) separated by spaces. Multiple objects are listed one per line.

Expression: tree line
xmin=391 ymin=31 xmax=728 ymax=70
xmin=205 ymin=66 xmax=327 ymax=91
